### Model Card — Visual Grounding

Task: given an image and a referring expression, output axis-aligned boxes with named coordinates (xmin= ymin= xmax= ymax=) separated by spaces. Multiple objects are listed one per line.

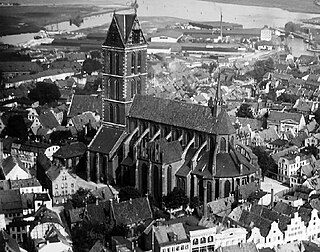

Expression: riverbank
xmin=202 ymin=0 xmax=320 ymax=14
xmin=0 ymin=4 xmax=128 ymax=36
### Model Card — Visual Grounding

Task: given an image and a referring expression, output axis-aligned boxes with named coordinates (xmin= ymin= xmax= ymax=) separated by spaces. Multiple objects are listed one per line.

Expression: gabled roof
xmin=154 ymin=223 xmax=188 ymax=245
xmin=216 ymin=243 xmax=258 ymax=252
xmin=128 ymin=95 xmax=217 ymax=134
xmin=53 ymin=142 xmax=86 ymax=159
xmin=0 ymin=189 xmax=22 ymax=213
xmin=103 ymin=13 xmax=147 ymax=48
xmin=0 ymin=230 xmax=21 ymax=252
xmin=45 ymin=165 xmax=62 ymax=181
xmin=88 ymin=125 xmax=126 ymax=155
xmin=38 ymin=111 xmax=60 ymax=129
xmin=89 ymin=240 xmax=107 ymax=252
xmin=268 ymin=110 xmax=303 ymax=124
xmin=10 ymin=177 xmax=41 ymax=189
xmin=213 ymin=109 xmax=236 ymax=135
xmin=68 ymin=94 xmax=102 ymax=118
xmin=112 ymin=197 xmax=152 ymax=225
xmin=2 ymin=155 xmax=28 ymax=176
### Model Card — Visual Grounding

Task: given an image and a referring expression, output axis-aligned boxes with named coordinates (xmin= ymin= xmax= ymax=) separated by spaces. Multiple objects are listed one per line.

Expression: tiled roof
xmin=68 ymin=207 xmax=85 ymax=224
xmin=207 ymin=195 xmax=234 ymax=217
xmin=46 ymin=165 xmax=61 ymax=181
xmin=268 ymin=110 xmax=303 ymax=124
xmin=89 ymin=240 xmax=107 ymax=252
xmin=2 ymin=155 xmax=28 ymax=176
xmin=88 ymin=125 xmax=126 ymax=155
xmin=214 ymin=109 xmax=236 ymax=135
xmin=238 ymin=182 xmax=259 ymax=200
xmin=129 ymin=95 xmax=221 ymax=134
xmin=0 ymin=189 xmax=22 ymax=213
xmin=272 ymin=202 xmax=297 ymax=217
xmin=33 ymin=205 xmax=62 ymax=226
xmin=0 ymin=230 xmax=21 ymax=252
xmin=38 ymin=111 xmax=60 ymax=129
xmin=68 ymin=94 xmax=102 ymax=118
xmin=216 ymin=243 xmax=258 ymax=252
xmin=10 ymin=177 xmax=41 ymax=189
xmin=86 ymin=201 xmax=110 ymax=223
xmin=0 ymin=61 xmax=42 ymax=73
xmin=112 ymin=197 xmax=152 ymax=225
xmin=154 ymin=223 xmax=188 ymax=245
xmin=238 ymin=209 xmax=272 ymax=237
xmin=70 ymin=112 xmax=97 ymax=132
xmin=53 ymin=142 xmax=86 ymax=159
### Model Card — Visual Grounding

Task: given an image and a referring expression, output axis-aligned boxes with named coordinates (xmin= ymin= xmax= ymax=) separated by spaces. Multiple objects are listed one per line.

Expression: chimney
xmin=95 ymin=196 xmax=99 ymax=206
xmin=203 ymin=181 xmax=208 ymax=219
xmin=0 ymin=139 xmax=3 ymax=167
xmin=270 ymin=188 xmax=274 ymax=208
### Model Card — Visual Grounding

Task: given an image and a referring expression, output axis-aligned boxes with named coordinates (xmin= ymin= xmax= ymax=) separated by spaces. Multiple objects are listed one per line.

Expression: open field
xmin=203 ymin=0 xmax=320 ymax=14
xmin=0 ymin=4 xmax=126 ymax=36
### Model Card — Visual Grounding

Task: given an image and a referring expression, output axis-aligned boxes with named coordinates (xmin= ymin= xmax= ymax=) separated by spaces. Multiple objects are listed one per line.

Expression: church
xmin=86 ymin=11 xmax=261 ymax=204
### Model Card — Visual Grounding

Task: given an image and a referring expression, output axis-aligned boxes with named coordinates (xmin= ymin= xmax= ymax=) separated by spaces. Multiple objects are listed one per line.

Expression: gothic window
xmin=110 ymin=80 xmax=115 ymax=99
xmin=107 ymin=79 xmax=111 ymax=98
xmin=114 ymin=105 xmax=120 ymax=124
xmin=132 ymin=30 xmax=140 ymax=44
xmin=167 ymin=165 xmax=172 ymax=193
xmin=115 ymin=52 xmax=119 ymax=75
xmin=109 ymin=104 xmax=114 ymax=123
xmin=220 ymin=137 xmax=227 ymax=152
xmin=131 ymin=52 xmax=136 ymax=74
xmin=131 ymin=79 xmax=137 ymax=98
xmin=193 ymin=239 xmax=199 ymax=245
xmin=208 ymin=236 xmax=214 ymax=242
xmin=137 ymin=77 xmax=141 ymax=94
xmin=137 ymin=51 xmax=142 ymax=73
xmin=115 ymin=80 xmax=120 ymax=100
xmin=109 ymin=52 xmax=113 ymax=74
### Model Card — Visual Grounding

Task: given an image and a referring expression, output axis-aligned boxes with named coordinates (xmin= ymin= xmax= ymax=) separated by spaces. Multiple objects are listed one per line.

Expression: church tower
xmin=102 ymin=11 xmax=147 ymax=127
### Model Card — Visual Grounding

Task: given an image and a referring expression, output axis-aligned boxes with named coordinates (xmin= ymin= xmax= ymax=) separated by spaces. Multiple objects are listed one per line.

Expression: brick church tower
xmin=102 ymin=12 xmax=147 ymax=127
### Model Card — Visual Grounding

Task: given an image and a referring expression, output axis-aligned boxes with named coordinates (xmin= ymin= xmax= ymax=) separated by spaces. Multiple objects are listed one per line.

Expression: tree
xmin=314 ymin=107 xmax=320 ymax=125
xmin=236 ymin=103 xmax=254 ymax=119
xmin=162 ymin=187 xmax=189 ymax=210
xmin=70 ymin=188 xmax=96 ymax=208
xmin=119 ymin=186 xmax=141 ymax=202
xmin=2 ymin=114 xmax=28 ymax=140
xmin=28 ymin=82 xmax=60 ymax=105
xmin=82 ymin=58 xmax=102 ymax=75
xmin=90 ymin=50 xmax=102 ymax=59
xmin=249 ymin=57 xmax=274 ymax=82
xmin=277 ymin=93 xmax=298 ymax=103
xmin=251 ymin=146 xmax=277 ymax=175
xmin=302 ymin=145 xmax=318 ymax=158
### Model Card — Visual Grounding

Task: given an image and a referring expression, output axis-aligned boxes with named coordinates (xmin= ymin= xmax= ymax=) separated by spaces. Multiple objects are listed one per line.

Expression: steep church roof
xmin=103 ymin=13 xmax=146 ymax=48
xmin=129 ymin=95 xmax=216 ymax=134
xmin=213 ymin=109 xmax=236 ymax=135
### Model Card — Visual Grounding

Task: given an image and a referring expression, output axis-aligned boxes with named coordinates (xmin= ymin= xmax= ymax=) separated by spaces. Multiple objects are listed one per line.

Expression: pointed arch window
xmin=131 ymin=52 xmax=136 ymax=74
xmin=114 ymin=104 xmax=120 ymax=124
xmin=109 ymin=52 xmax=113 ymax=74
xmin=131 ymin=79 xmax=137 ymax=98
xmin=115 ymin=52 xmax=119 ymax=75
xmin=137 ymin=77 xmax=141 ymax=95
xmin=106 ymin=78 xmax=111 ymax=98
xmin=110 ymin=80 xmax=115 ymax=99
xmin=137 ymin=51 xmax=142 ymax=73
xmin=109 ymin=104 xmax=114 ymax=123
xmin=115 ymin=80 xmax=120 ymax=100
xmin=220 ymin=137 xmax=227 ymax=152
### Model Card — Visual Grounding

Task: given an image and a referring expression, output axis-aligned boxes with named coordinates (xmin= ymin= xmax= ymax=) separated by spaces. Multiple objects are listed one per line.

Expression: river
xmin=0 ymin=0 xmax=320 ymax=45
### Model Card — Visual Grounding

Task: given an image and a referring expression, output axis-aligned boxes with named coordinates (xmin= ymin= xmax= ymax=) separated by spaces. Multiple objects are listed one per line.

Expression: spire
xmin=211 ymin=67 xmax=224 ymax=117
xmin=220 ymin=10 xmax=223 ymax=40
